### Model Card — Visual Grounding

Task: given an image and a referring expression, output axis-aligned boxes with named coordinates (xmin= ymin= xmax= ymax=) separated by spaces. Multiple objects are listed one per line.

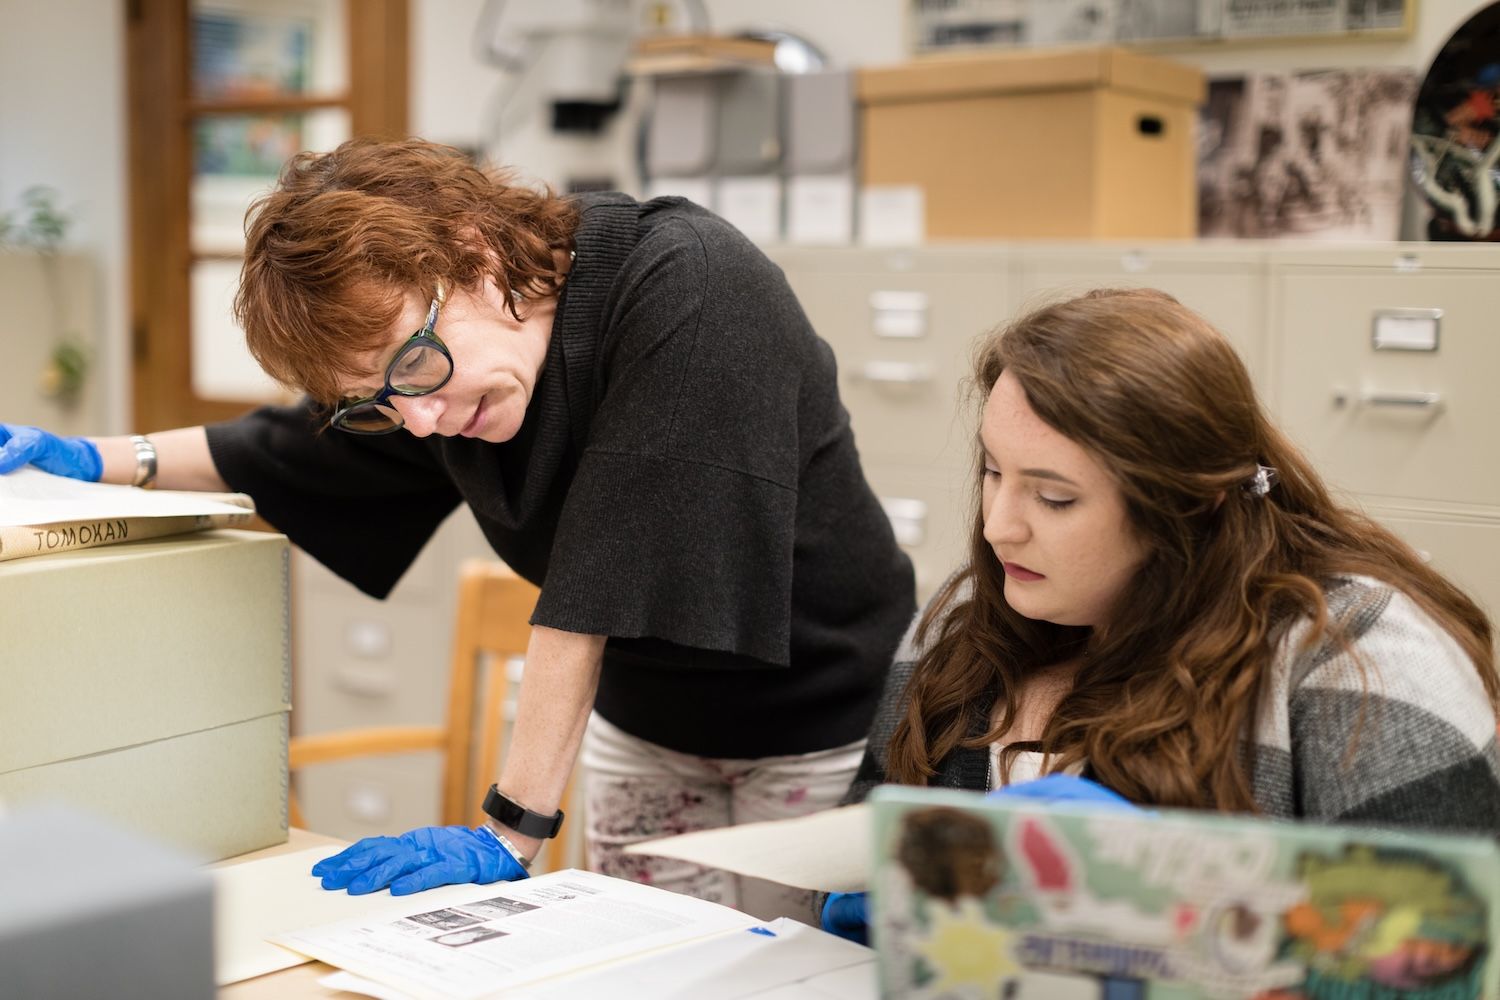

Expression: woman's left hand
xmin=312 ymin=824 xmax=529 ymax=895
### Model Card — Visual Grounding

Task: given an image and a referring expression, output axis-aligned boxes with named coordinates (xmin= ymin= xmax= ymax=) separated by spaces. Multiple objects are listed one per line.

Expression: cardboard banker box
xmin=858 ymin=47 xmax=1206 ymax=240
xmin=0 ymin=529 xmax=290 ymax=862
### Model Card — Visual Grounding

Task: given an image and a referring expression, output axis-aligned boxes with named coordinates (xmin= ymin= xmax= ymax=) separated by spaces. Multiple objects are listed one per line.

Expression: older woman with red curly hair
xmin=0 ymin=138 xmax=915 ymax=919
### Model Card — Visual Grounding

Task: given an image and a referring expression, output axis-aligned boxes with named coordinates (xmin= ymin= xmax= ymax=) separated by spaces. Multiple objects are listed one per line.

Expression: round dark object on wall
xmin=1410 ymin=1 xmax=1500 ymax=240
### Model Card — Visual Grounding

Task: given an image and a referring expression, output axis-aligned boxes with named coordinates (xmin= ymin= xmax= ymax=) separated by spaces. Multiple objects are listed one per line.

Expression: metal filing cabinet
xmin=770 ymin=246 xmax=1014 ymax=599
xmin=1268 ymin=244 xmax=1500 ymax=618
xmin=1013 ymin=243 xmax=1269 ymax=389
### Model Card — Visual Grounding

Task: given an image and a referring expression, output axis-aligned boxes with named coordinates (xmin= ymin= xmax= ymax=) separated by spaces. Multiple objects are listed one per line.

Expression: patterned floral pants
xmin=580 ymin=712 xmax=865 ymax=921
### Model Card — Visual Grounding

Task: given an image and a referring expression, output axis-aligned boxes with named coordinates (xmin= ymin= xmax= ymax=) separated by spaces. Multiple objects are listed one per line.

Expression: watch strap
xmin=482 ymin=784 xmax=564 ymax=840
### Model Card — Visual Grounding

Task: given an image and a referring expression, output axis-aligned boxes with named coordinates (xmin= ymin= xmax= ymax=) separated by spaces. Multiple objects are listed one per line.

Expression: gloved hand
xmin=986 ymin=773 xmax=1138 ymax=811
xmin=311 ymin=825 xmax=528 ymax=896
xmin=0 ymin=424 xmax=102 ymax=481
xmin=820 ymin=891 xmax=869 ymax=946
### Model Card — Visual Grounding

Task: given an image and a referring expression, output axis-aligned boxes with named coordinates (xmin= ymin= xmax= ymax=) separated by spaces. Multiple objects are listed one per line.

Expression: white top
xmin=988 ymin=744 xmax=1084 ymax=790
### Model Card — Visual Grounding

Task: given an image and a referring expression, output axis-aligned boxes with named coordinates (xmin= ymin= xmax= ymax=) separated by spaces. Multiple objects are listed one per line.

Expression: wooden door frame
xmin=125 ymin=0 xmax=408 ymax=433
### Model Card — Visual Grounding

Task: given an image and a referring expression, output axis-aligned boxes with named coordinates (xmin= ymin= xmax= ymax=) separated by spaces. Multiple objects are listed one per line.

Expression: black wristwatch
xmin=482 ymin=785 xmax=565 ymax=840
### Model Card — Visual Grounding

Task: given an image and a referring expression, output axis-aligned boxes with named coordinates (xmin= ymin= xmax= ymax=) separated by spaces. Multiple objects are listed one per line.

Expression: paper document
xmin=318 ymin=918 xmax=875 ymax=1000
xmin=212 ymin=847 xmax=500 ymax=986
xmin=0 ymin=467 xmax=253 ymax=526
xmin=273 ymin=868 xmax=764 ymax=1000
xmin=624 ymin=804 xmax=871 ymax=893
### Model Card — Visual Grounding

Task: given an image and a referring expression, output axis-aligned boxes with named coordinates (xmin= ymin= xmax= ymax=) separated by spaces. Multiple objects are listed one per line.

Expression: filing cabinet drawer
xmin=773 ymin=250 xmax=1011 ymax=468
xmin=796 ymin=273 xmax=1004 ymax=467
xmin=1015 ymin=247 xmax=1267 ymax=387
xmin=293 ymin=587 xmax=454 ymax=733
xmin=298 ymin=756 xmax=444 ymax=842
xmin=1366 ymin=505 xmax=1500 ymax=620
xmin=1273 ymin=268 xmax=1500 ymax=508
xmin=290 ymin=507 xmax=502 ymax=736
xmin=866 ymin=459 xmax=975 ymax=602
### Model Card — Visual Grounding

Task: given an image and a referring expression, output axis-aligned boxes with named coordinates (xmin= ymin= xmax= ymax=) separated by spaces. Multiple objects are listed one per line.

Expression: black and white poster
xmin=1198 ymin=70 xmax=1419 ymax=239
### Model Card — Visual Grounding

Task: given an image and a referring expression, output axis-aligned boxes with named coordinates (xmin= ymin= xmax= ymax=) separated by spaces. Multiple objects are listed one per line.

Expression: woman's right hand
xmin=0 ymin=424 xmax=102 ymax=481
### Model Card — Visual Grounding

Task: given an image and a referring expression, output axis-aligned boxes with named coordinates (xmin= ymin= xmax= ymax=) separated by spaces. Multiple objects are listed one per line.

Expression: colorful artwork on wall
xmin=1410 ymin=0 xmax=1500 ymax=240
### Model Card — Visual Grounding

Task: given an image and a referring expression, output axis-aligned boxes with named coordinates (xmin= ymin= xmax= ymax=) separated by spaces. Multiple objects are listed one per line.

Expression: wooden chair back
xmin=289 ymin=559 xmax=581 ymax=873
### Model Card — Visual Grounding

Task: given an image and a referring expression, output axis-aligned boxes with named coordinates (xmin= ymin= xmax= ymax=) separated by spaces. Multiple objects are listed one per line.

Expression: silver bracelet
xmin=489 ymin=828 xmax=533 ymax=871
xmin=129 ymin=435 xmax=158 ymax=489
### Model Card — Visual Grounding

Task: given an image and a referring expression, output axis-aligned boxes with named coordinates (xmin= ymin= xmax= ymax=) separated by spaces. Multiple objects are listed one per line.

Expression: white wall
xmin=1 ymin=0 xmax=1495 ymax=426
xmin=0 ymin=0 xmax=127 ymax=433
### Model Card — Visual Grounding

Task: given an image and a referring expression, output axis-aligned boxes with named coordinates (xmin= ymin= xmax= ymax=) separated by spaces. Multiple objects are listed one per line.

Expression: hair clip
xmin=1243 ymin=464 xmax=1279 ymax=498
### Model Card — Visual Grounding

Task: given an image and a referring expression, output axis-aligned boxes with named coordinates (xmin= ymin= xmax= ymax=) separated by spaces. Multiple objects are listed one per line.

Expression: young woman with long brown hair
xmin=843 ymin=286 xmax=1499 ymax=826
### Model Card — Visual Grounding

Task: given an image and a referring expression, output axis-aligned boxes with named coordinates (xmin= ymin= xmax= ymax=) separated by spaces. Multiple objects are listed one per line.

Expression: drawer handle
xmin=333 ymin=663 xmax=397 ymax=698
xmin=869 ymin=291 xmax=929 ymax=338
xmin=1333 ymin=390 xmax=1444 ymax=410
xmin=880 ymin=497 xmax=928 ymax=547
xmin=854 ymin=360 xmax=934 ymax=385
xmin=1365 ymin=391 xmax=1442 ymax=408
xmin=346 ymin=784 xmax=392 ymax=824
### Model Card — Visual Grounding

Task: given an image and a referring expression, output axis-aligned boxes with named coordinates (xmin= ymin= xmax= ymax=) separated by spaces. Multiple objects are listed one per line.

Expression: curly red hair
xmin=234 ymin=137 xmax=579 ymax=405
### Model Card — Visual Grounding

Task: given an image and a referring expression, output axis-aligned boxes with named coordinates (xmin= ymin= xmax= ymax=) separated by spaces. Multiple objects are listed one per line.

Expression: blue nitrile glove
xmin=0 ymin=424 xmax=102 ymax=480
xmin=820 ymin=891 xmax=869 ymax=945
xmin=987 ymin=773 xmax=1138 ymax=811
xmin=311 ymin=825 xmax=528 ymax=896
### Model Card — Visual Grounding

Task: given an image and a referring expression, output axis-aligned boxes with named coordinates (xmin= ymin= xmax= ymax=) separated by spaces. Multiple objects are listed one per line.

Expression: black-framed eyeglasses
xmin=330 ymin=285 xmax=453 ymax=434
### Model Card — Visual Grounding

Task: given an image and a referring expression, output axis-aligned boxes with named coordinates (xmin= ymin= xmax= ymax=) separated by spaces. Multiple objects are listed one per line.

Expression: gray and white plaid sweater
xmin=841 ymin=575 xmax=1500 ymax=835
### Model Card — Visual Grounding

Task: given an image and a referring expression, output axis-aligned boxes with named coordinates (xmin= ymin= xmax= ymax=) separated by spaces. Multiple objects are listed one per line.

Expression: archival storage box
xmin=0 ymin=529 xmax=291 ymax=861
xmin=857 ymin=46 xmax=1206 ymax=240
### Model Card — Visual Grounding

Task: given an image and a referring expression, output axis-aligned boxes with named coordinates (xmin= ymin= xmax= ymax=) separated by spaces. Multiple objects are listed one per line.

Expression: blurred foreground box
xmin=0 ymin=529 xmax=290 ymax=861
xmin=0 ymin=803 xmax=214 ymax=999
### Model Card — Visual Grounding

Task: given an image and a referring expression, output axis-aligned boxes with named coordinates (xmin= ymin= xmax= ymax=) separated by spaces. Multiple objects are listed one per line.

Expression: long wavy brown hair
xmin=887 ymin=288 xmax=1497 ymax=810
xmin=234 ymin=137 xmax=579 ymax=405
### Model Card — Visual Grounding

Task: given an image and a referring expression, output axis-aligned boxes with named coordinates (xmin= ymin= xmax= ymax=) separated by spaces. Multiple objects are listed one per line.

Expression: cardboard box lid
xmin=0 ymin=530 xmax=290 ymax=774
xmin=857 ymin=46 xmax=1206 ymax=107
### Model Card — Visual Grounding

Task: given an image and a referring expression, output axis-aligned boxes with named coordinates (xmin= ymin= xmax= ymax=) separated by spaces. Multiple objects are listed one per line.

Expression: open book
xmin=269 ymin=867 xmax=872 ymax=1000
xmin=0 ymin=467 xmax=255 ymax=562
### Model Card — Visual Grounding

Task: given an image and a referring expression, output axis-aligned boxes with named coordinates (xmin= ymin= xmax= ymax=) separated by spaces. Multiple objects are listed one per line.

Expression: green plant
xmin=0 ymin=185 xmax=70 ymax=250
xmin=1 ymin=186 xmax=91 ymax=406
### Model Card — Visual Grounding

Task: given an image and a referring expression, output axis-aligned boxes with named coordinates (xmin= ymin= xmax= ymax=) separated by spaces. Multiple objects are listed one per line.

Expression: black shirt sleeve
xmin=204 ymin=400 xmax=462 ymax=597
xmin=532 ymin=215 xmax=810 ymax=667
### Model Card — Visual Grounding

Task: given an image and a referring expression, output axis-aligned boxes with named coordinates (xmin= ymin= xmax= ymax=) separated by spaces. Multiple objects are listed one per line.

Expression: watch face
xmin=1410 ymin=0 xmax=1500 ymax=240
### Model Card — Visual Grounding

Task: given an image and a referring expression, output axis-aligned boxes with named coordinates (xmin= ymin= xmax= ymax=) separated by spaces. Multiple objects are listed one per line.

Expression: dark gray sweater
xmin=206 ymin=193 xmax=915 ymax=758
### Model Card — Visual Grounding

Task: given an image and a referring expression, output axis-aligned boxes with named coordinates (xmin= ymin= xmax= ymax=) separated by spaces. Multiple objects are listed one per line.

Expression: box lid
xmin=857 ymin=46 xmax=1205 ymax=107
